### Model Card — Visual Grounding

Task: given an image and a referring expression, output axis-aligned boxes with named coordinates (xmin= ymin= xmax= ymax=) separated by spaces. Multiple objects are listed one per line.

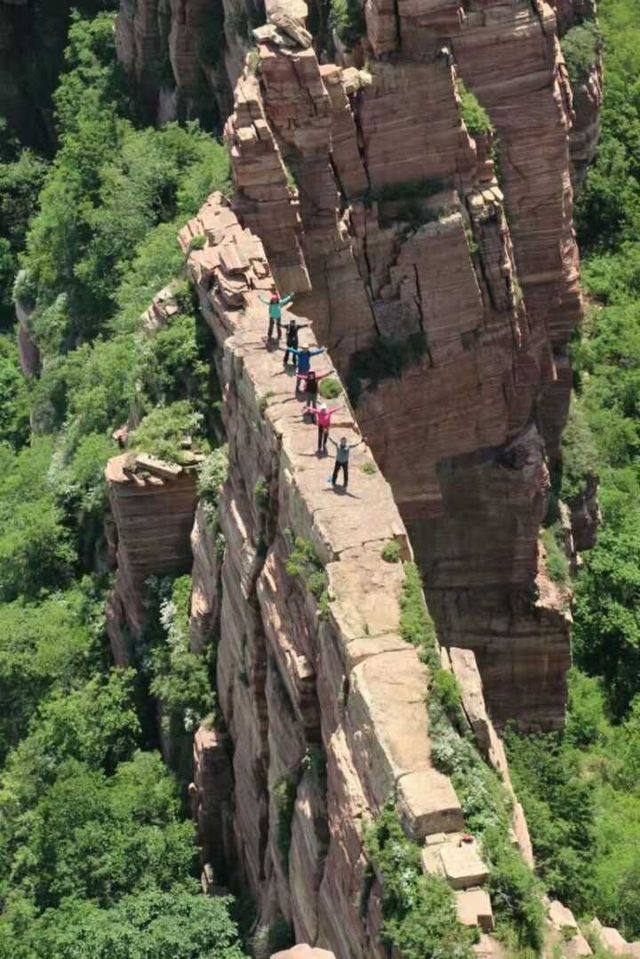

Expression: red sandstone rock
xmin=105 ymin=454 xmax=198 ymax=660
xmin=179 ymin=185 xmax=577 ymax=957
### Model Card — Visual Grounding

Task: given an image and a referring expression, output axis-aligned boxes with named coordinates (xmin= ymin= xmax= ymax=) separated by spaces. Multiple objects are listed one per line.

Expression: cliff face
xmin=104 ymin=0 xmax=603 ymax=950
xmin=105 ymin=454 xmax=199 ymax=663
xmin=176 ymin=193 xmax=532 ymax=953
xmin=116 ymin=0 xmax=264 ymax=126
xmin=219 ymin=0 xmax=598 ymax=728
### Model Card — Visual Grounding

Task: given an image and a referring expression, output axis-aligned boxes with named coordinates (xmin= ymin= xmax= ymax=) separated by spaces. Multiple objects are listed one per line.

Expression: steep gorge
xmin=4 ymin=0 xmax=640 ymax=955
xmin=100 ymin=0 xmax=616 ymax=955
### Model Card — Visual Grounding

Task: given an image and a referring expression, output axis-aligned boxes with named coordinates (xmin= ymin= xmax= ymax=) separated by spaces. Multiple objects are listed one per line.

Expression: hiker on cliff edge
xmin=280 ymin=345 xmax=325 ymax=391
xmin=309 ymin=402 xmax=343 ymax=452
xmin=298 ymin=369 xmax=332 ymax=411
xmin=283 ymin=317 xmax=309 ymax=365
xmin=259 ymin=291 xmax=294 ymax=339
xmin=328 ymin=435 xmax=363 ymax=489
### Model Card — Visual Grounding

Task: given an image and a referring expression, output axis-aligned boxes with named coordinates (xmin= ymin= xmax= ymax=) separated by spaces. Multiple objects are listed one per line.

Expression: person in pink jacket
xmin=309 ymin=403 xmax=342 ymax=452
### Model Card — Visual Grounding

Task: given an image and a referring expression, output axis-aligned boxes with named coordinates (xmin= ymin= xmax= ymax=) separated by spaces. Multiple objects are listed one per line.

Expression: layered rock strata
xmin=105 ymin=453 xmax=199 ymax=664
xmin=219 ymin=0 xmax=595 ymax=727
xmin=180 ymin=192 xmax=523 ymax=954
xmin=116 ymin=0 xmax=259 ymax=126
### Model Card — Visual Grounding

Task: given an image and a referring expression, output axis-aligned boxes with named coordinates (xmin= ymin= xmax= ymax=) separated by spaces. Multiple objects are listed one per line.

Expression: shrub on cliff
xmin=130 ymin=401 xmax=210 ymax=465
xmin=346 ymin=332 xmax=428 ymax=404
xmin=399 ymin=561 xmax=439 ymax=669
xmin=562 ymin=21 xmax=601 ymax=86
xmin=541 ymin=524 xmax=571 ymax=585
xmin=456 ymin=80 xmax=494 ymax=138
xmin=198 ymin=445 xmax=229 ymax=523
xmin=561 ymin=396 xmax=600 ymax=503
xmin=148 ymin=575 xmax=214 ymax=738
xmin=365 ymin=806 xmax=474 ymax=959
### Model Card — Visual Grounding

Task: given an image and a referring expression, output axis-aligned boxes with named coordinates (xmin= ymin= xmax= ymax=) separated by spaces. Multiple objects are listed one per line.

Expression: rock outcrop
xmin=105 ymin=453 xmax=199 ymax=663
xmin=217 ymin=0 xmax=598 ymax=728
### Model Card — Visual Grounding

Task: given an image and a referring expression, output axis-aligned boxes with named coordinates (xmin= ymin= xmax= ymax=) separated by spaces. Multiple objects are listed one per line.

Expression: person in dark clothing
xmin=298 ymin=369 xmax=331 ymax=410
xmin=259 ymin=291 xmax=294 ymax=339
xmin=283 ymin=318 xmax=308 ymax=365
xmin=329 ymin=435 xmax=363 ymax=489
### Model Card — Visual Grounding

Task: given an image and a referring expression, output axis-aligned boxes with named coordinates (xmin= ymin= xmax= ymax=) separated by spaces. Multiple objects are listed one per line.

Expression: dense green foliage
xmin=507 ymin=672 xmax=640 ymax=939
xmin=329 ymin=0 xmax=366 ymax=49
xmin=146 ymin=575 xmax=215 ymax=740
xmin=285 ymin=534 xmax=329 ymax=609
xmin=505 ymin=1 xmax=640 ymax=942
xmin=562 ymin=21 xmax=602 ymax=87
xmin=456 ymin=80 xmax=494 ymax=137
xmin=0 ymin=135 xmax=48 ymax=325
xmin=565 ymin=0 xmax=640 ymax=717
xmin=0 ymin=12 xmax=243 ymax=957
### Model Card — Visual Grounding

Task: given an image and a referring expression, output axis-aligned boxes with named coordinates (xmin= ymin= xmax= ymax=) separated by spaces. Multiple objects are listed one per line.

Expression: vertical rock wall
xmin=105 ymin=454 xmax=199 ymax=663
xmin=220 ymin=0 xmax=596 ymax=727
xmin=116 ymin=0 xmax=262 ymax=126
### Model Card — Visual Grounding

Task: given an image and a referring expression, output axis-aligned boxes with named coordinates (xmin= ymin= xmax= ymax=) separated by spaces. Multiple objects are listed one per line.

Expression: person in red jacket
xmin=309 ymin=403 xmax=342 ymax=452
xmin=297 ymin=368 xmax=331 ymax=409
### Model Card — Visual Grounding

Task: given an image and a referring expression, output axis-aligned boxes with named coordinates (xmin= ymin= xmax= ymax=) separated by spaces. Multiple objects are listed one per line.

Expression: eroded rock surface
xmin=219 ymin=0 xmax=596 ymax=727
xmin=116 ymin=0 xmax=250 ymax=125
xmin=105 ymin=453 xmax=199 ymax=662
xmin=181 ymin=193 xmax=515 ymax=954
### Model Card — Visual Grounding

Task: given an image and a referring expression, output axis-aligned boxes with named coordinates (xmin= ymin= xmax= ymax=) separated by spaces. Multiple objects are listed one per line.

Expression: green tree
xmin=0 ymin=887 xmax=246 ymax=959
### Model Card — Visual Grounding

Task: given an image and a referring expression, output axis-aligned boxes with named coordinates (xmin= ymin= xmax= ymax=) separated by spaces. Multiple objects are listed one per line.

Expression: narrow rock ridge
xmin=103 ymin=190 xmax=601 ymax=958
xmin=177 ymin=191 xmax=526 ymax=953
xmin=220 ymin=0 xmax=588 ymax=728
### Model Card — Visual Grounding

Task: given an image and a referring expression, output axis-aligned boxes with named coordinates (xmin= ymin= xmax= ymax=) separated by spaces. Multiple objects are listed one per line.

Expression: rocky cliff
xmin=103 ymin=0 xmax=607 ymax=952
xmin=178 ymin=193 xmax=530 ymax=953
xmin=104 ymin=188 xmax=615 ymax=958
xmin=218 ymin=0 xmax=602 ymax=728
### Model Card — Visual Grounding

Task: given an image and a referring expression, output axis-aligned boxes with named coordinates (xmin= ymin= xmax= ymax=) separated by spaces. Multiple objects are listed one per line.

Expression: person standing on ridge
xmin=259 ymin=291 xmax=294 ymax=340
xmin=298 ymin=369 xmax=332 ymax=410
xmin=283 ymin=317 xmax=308 ymax=365
xmin=280 ymin=345 xmax=325 ymax=391
xmin=328 ymin=435 xmax=363 ymax=489
xmin=309 ymin=402 xmax=343 ymax=452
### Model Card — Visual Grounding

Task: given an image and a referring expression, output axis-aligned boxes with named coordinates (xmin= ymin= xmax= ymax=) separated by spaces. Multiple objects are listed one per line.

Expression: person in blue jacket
xmin=280 ymin=345 xmax=326 ymax=392
xmin=259 ymin=291 xmax=294 ymax=339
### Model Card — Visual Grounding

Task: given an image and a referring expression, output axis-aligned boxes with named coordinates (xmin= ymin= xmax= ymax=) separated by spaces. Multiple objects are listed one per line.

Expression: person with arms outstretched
xmin=280 ymin=345 xmax=325 ymax=391
xmin=283 ymin=318 xmax=308 ymax=365
xmin=309 ymin=403 xmax=343 ymax=451
xmin=328 ymin=435 xmax=363 ymax=489
xmin=259 ymin=291 xmax=294 ymax=340
xmin=298 ymin=369 xmax=332 ymax=410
